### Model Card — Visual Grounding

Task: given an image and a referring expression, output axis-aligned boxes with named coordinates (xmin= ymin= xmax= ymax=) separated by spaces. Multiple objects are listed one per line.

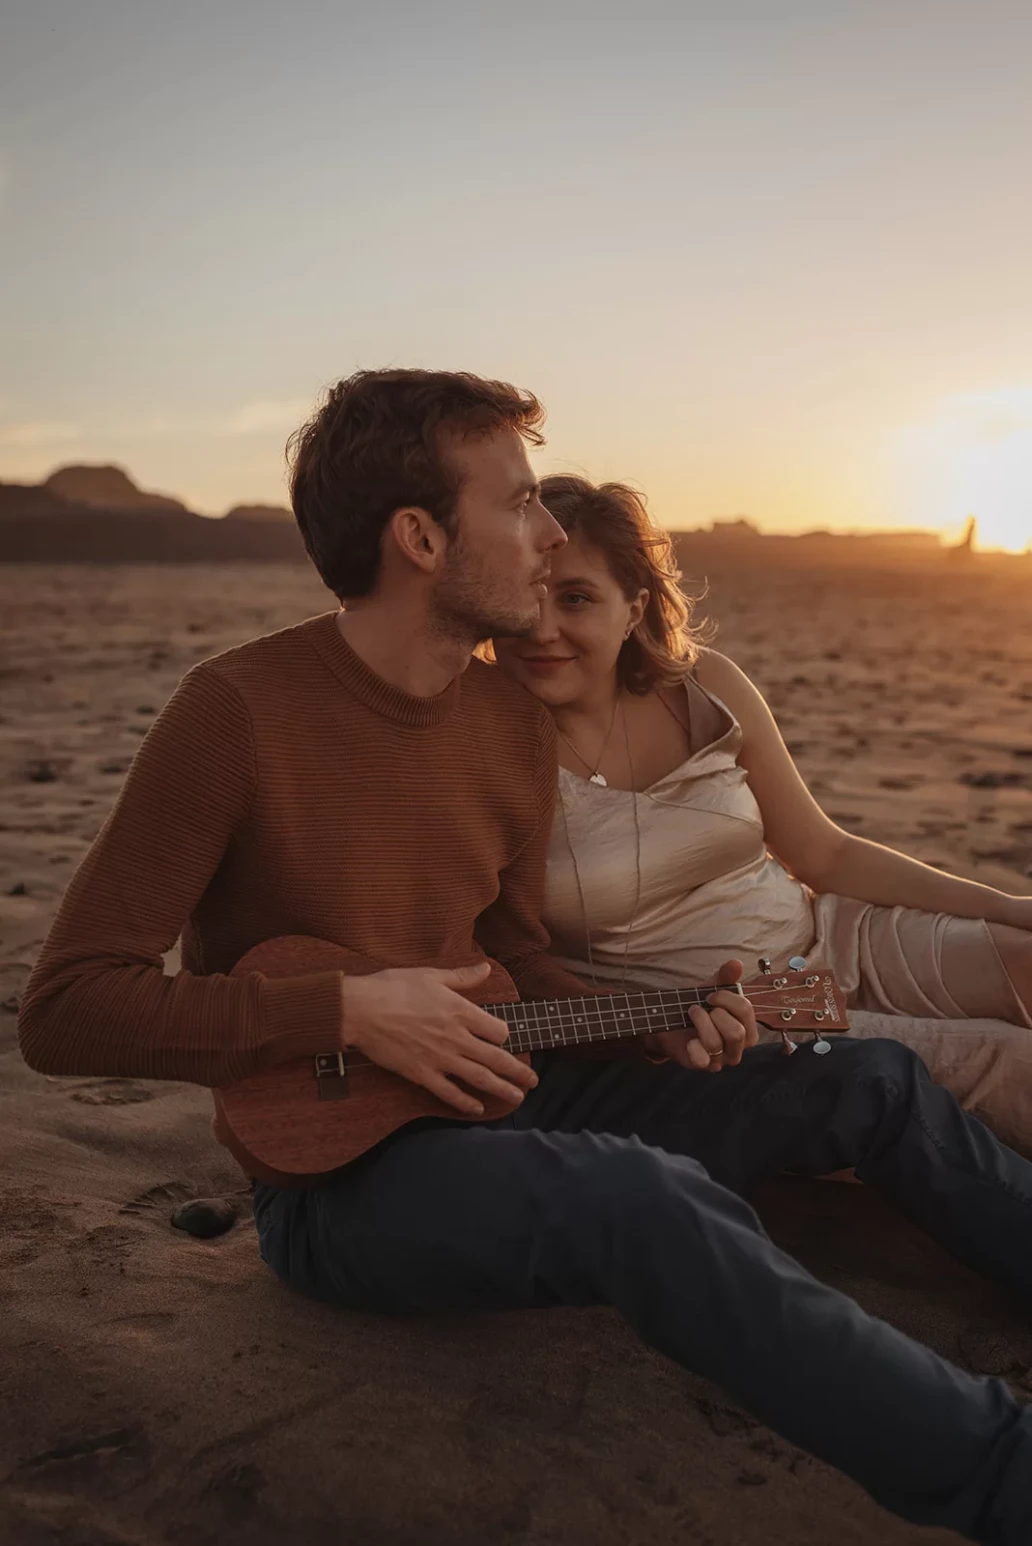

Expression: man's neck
xmin=335 ymin=604 xmax=472 ymax=698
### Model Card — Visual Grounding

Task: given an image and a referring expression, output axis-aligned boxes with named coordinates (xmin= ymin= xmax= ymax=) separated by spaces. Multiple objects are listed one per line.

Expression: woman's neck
xmin=552 ymin=680 xmax=623 ymax=742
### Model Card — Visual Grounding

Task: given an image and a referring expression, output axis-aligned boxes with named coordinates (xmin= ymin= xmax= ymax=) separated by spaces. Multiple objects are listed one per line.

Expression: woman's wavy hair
xmin=539 ymin=475 xmax=711 ymax=693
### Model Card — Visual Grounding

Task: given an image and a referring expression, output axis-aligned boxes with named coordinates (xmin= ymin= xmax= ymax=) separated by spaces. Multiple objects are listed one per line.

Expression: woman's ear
xmin=626 ymin=588 xmax=649 ymax=636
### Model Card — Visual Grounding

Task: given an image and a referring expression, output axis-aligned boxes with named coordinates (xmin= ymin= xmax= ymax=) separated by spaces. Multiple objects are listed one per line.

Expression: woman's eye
xmin=562 ymin=592 xmax=591 ymax=606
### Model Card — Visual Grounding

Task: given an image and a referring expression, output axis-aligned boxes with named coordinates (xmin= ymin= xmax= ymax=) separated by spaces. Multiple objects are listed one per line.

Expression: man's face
xmin=431 ymin=427 xmax=567 ymax=641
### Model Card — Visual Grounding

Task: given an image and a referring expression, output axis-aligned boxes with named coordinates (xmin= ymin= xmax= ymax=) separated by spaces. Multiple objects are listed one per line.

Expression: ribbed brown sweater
xmin=18 ymin=611 xmax=602 ymax=1129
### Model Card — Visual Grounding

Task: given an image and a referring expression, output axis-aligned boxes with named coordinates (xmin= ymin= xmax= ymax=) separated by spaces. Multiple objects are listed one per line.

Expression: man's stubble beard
xmin=430 ymin=545 xmax=538 ymax=647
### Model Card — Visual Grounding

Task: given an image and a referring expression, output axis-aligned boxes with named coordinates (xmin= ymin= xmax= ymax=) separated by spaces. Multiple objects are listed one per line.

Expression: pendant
xmin=589 ymin=772 xmax=608 ymax=786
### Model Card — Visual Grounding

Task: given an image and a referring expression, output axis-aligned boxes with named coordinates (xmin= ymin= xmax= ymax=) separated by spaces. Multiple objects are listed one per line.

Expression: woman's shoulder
xmin=693 ymin=647 xmax=746 ymax=692
xmin=693 ymin=649 xmax=760 ymax=704
xmin=692 ymin=649 xmax=779 ymax=749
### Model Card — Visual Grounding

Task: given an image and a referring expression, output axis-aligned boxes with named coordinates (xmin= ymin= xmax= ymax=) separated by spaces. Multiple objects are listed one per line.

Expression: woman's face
xmin=493 ymin=532 xmax=647 ymax=708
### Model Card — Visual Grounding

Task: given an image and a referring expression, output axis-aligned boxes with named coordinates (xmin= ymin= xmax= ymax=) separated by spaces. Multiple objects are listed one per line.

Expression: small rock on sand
xmin=170 ymin=1198 xmax=238 ymax=1239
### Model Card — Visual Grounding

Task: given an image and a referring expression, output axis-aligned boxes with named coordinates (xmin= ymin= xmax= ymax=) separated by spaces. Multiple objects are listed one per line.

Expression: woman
xmin=491 ymin=475 xmax=1032 ymax=1152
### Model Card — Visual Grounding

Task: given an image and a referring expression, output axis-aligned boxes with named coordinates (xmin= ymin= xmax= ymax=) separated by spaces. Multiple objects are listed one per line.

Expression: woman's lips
xmin=519 ymin=657 xmax=574 ymax=675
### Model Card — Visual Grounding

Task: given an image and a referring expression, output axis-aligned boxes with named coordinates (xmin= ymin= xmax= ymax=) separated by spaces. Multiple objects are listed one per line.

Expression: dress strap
xmin=655 ymin=679 xmax=694 ymax=749
xmin=657 ymin=675 xmax=732 ymax=758
xmin=683 ymin=672 xmax=739 ymax=750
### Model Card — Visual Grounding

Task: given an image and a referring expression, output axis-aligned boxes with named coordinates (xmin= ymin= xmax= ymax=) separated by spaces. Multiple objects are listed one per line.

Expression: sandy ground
xmin=1 ymin=558 xmax=1031 ymax=1546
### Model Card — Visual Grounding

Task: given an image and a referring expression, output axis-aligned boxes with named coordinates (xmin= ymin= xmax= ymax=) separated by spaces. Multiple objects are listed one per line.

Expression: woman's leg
xmin=811 ymin=894 xmax=1032 ymax=1150
xmin=254 ymin=1122 xmax=1032 ymax=1543
xmin=845 ymin=1009 xmax=1032 ymax=1157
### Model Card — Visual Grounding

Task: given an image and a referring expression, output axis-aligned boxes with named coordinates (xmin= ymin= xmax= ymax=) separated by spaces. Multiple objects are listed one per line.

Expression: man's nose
xmin=536 ymin=501 xmax=567 ymax=551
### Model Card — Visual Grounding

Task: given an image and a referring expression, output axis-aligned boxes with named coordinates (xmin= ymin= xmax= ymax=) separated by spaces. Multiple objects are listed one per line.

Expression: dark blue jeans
xmin=253 ymin=1037 xmax=1032 ymax=1544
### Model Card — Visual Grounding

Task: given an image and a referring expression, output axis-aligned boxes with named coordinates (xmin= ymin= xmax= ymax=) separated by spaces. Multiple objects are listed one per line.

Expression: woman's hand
xmin=640 ymin=959 xmax=759 ymax=1071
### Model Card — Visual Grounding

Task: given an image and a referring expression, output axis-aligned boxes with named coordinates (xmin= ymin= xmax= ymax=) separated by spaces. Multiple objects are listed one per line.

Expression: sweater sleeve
xmin=16 ymin=663 xmax=345 ymax=1088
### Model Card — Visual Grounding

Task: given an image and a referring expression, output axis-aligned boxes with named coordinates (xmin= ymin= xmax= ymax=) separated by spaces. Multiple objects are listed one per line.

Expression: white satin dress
xmin=542 ymin=677 xmax=1032 ymax=1154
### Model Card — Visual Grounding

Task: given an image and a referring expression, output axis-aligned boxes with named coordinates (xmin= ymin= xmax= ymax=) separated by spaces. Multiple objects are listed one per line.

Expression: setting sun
xmin=892 ymin=387 xmax=1032 ymax=553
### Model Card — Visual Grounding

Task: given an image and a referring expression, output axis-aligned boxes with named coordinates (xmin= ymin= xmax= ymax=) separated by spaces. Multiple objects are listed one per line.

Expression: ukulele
xmin=214 ymin=936 xmax=849 ymax=1182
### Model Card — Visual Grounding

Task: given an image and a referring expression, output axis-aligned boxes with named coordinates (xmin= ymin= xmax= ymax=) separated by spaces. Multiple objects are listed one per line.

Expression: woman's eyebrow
xmin=556 ymin=576 xmax=600 ymax=590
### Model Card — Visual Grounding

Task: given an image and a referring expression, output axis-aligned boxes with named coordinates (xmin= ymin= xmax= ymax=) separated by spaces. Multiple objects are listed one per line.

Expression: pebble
xmin=170 ymin=1198 xmax=237 ymax=1239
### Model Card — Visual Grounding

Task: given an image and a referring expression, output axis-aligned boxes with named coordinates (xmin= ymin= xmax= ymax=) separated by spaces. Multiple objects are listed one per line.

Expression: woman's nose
xmin=528 ymin=603 xmax=561 ymax=643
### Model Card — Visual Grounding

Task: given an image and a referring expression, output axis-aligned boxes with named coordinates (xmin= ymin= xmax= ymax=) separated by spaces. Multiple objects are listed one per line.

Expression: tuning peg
xmin=758 ymin=957 xmax=772 ymax=975
xmin=788 ymin=956 xmax=807 ymax=971
xmin=812 ymin=1033 xmax=831 ymax=1055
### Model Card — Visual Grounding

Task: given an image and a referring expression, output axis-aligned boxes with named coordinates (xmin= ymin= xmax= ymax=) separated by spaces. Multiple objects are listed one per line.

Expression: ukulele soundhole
xmin=314 ymin=1052 xmax=351 ymax=1101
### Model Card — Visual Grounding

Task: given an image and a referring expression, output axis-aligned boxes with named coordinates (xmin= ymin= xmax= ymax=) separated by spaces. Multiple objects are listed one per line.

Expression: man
xmin=18 ymin=369 xmax=1032 ymax=1543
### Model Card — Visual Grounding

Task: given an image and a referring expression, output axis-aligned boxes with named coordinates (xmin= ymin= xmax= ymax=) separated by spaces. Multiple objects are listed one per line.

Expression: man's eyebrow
xmin=513 ymin=478 xmax=540 ymax=499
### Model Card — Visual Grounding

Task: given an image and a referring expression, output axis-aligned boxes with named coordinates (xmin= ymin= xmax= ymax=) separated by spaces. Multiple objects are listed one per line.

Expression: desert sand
xmin=2 ymin=556 xmax=1031 ymax=1546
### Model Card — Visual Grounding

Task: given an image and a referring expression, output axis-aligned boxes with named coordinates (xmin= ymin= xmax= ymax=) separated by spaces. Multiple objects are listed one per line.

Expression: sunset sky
xmin=2 ymin=2 xmax=1031 ymax=549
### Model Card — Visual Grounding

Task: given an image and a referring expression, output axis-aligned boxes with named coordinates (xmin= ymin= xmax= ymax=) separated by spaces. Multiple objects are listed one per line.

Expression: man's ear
xmin=385 ymin=506 xmax=447 ymax=576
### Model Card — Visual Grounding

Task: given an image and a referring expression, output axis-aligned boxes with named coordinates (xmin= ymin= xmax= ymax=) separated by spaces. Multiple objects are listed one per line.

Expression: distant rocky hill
xmin=223 ymin=503 xmax=294 ymax=522
xmin=43 ymin=464 xmax=187 ymax=514
xmin=671 ymin=523 xmax=948 ymax=573
xmin=0 ymin=465 xmax=306 ymax=562
xmin=0 ymin=481 xmax=70 ymax=519
xmin=1 ymin=463 xmax=1022 ymax=571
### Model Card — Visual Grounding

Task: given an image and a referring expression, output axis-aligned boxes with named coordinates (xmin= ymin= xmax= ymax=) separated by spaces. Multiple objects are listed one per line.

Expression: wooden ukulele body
xmin=214 ymin=936 xmax=531 ymax=1185
xmin=214 ymin=935 xmax=848 ymax=1186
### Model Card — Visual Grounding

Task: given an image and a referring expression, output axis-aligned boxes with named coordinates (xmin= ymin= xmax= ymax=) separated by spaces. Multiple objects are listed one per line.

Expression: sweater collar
xmin=308 ymin=611 xmax=462 ymax=727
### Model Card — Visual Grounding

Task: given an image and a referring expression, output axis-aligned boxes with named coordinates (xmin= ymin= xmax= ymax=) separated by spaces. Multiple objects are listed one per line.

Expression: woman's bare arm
xmin=694 ymin=649 xmax=1029 ymax=928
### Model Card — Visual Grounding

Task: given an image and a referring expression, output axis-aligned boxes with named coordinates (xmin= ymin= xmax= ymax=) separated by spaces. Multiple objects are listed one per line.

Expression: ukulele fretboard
xmin=486 ymin=987 xmax=714 ymax=1053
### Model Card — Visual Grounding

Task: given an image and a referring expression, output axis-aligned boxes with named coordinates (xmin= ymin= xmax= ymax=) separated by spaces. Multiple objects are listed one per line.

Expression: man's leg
xmin=254 ymin=1122 xmax=1032 ymax=1544
xmin=513 ymin=1037 xmax=1032 ymax=1299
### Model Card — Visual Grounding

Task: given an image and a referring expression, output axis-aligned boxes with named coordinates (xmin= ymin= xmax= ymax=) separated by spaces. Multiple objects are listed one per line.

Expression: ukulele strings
xmin=331 ymin=977 xmax=838 ymax=1069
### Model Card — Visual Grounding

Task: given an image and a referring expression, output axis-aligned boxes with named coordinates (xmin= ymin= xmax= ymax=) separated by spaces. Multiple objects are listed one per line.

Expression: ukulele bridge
xmin=314 ymin=1051 xmax=351 ymax=1100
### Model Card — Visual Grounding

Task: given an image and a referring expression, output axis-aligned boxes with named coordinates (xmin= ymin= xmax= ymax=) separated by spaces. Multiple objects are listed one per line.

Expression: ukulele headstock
xmin=740 ymin=969 xmax=848 ymax=1032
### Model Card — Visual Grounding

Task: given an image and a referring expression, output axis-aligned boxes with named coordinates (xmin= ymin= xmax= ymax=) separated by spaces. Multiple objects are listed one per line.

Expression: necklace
xmin=555 ymin=692 xmax=621 ymax=787
xmin=557 ymin=697 xmax=643 ymax=990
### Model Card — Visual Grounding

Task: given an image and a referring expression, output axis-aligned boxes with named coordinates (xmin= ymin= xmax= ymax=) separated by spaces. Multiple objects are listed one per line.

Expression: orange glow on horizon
xmin=889 ymin=387 xmax=1032 ymax=555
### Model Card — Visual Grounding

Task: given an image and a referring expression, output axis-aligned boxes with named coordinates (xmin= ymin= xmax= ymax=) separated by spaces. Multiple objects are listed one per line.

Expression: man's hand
xmin=340 ymin=962 xmax=538 ymax=1117
xmin=641 ymin=959 xmax=758 ymax=1071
